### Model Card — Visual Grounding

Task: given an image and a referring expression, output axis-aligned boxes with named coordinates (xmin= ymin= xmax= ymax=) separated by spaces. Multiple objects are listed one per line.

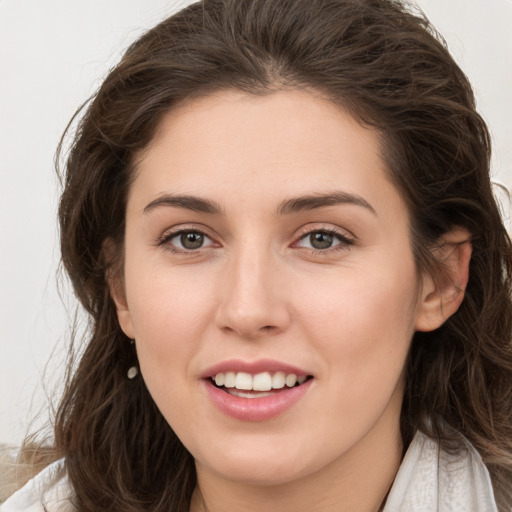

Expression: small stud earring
xmin=127 ymin=339 xmax=138 ymax=379
xmin=127 ymin=366 xmax=139 ymax=379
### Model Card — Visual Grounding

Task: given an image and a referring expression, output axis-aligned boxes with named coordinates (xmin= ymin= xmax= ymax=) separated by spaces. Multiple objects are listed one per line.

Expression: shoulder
xmin=0 ymin=459 xmax=74 ymax=512
xmin=384 ymin=430 xmax=498 ymax=512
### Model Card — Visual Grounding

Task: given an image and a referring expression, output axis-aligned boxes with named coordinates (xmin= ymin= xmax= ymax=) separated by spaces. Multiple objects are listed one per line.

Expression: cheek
xmin=294 ymin=260 xmax=419 ymax=380
xmin=126 ymin=271 xmax=217 ymax=430
xmin=123 ymin=259 xmax=218 ymax=375
xmin=290 ymin=265 xmax=418 ymax=447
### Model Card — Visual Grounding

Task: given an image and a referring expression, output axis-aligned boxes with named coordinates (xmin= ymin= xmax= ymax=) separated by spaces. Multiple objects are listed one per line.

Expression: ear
xmin=415 ymin=227 xmax=472 ymax=332
xmin=103 ymin=239 xmax=135 ymax=339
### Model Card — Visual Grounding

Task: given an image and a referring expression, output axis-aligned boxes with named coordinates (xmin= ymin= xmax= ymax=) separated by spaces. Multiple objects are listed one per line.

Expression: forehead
xmin=130 ymin=89 xmax=405 ymax=220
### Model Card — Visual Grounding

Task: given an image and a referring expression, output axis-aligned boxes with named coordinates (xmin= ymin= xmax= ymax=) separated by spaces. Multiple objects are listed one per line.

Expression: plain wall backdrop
xmin=1 ymin=0 xmax=511 ymax=447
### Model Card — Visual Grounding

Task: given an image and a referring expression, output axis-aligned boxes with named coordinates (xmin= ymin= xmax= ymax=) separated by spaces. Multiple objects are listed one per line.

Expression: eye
xmin=296 ymin=229 xmax=353 ymax=251
xmin=162 ymin=230 xmax=215 ymax=251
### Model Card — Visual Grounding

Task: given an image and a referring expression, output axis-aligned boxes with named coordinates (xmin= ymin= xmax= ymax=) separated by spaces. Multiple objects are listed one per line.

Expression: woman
xmin=2 ymin=0 xmax=511 ymax=510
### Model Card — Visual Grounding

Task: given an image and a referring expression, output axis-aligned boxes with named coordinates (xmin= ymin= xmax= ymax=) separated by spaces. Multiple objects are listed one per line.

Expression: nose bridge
xmin=216 ymin=237 xmax=288 ymax=338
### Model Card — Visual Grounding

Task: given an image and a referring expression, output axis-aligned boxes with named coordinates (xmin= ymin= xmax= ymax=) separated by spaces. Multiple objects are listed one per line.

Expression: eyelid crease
xmin=294 ymin=223 xmax=356 ymax=242
xmin=156 ymin=222 xmax=215 ymax=241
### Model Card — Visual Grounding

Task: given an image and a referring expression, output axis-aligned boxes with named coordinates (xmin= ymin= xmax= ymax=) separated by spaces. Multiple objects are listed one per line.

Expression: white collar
xmin=0 ymin=458 xmax=70 ymax=512
xmin=384 ymin=429 xmax=498 ymax=511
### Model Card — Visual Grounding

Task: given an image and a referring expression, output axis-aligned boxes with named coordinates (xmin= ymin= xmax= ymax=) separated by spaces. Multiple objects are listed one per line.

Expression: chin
xmin=207 ymin=458 xmax=312 ymax=487
xmin=193 ymin=435 xmax=334 ymax=487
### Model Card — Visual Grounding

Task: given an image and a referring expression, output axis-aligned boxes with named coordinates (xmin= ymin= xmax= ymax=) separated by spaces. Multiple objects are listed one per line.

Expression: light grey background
xmin=1 ymin=0 xmax=511 ymax=447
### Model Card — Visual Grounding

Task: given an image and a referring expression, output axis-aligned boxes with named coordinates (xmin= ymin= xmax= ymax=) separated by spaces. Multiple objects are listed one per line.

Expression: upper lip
xmin=201 ymin=359 xmax=312 ymax=379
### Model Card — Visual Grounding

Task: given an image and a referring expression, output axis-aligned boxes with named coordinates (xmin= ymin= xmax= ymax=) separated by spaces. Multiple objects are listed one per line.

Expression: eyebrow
xmin=278 ymin=192 xmax=376 ymax=216
xmin=142 ymin=191 xmax=376 ymax=216
xmin=143 ymin=194 xmax=223 ymax=215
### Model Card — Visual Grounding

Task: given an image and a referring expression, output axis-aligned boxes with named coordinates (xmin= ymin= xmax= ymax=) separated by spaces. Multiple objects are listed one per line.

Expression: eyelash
xmin=294 ymin=227 xmax=354 ymax=254
xmin=157 ymin=227 xmax=354 ymax=255
xmin=157 ymin=228 xmax=216 ymax=254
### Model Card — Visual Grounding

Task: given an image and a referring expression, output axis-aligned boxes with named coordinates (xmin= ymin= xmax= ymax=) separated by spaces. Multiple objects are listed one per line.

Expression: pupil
xmin=181 ymin=232 xmax=203 ymax=249
xmin=310 ymin=232 xmax=333 ymax=249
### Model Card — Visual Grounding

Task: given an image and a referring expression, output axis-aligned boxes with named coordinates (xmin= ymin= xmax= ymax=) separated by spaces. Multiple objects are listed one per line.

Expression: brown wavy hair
xmin=37 ymin=0 xmax=512 ymax=510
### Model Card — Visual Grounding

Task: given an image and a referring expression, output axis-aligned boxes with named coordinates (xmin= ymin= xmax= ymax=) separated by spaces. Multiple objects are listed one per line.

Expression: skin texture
xmin=112 ymin=89 xmax=471 ymax=512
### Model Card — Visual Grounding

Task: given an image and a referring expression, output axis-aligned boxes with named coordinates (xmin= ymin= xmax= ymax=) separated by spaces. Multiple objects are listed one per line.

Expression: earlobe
xmin=111 ymin=285 xmax=136 ymax=340
xmin=415 ymin=228 xmax=472 ymax=332
xmin=103 ymin=239 xmax=135 ymax=339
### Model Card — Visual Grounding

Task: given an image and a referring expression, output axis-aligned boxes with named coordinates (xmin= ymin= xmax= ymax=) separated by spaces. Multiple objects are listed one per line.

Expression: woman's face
xmin=114 ymin=89 xmax=433 ymax=487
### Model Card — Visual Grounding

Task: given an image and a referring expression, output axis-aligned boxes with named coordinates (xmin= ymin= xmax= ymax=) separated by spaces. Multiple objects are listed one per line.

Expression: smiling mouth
xmin=209 ymin=371 xmax=313 ymax=398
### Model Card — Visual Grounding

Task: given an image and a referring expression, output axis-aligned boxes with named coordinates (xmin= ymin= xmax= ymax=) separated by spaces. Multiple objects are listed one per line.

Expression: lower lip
xmin=202 ymin=379 xmax=313 ymax=421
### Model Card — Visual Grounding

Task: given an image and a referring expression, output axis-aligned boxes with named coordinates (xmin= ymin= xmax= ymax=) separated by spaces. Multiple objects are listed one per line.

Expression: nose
xmin=215 ymin=246 xmax=291 ymax=339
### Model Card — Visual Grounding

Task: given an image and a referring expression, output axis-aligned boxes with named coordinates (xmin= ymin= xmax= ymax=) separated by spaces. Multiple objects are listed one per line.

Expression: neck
xmin=190 ymin=411 xmax=403 ymax=512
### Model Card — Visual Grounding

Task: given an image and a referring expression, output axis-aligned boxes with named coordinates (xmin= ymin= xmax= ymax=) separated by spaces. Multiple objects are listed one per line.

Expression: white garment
xmin=1 ymin=459 xmax=71 ymax=512
xmin=1 ymin=430 xmax=498 ymax=512
xmin=383 ymin=431 xmax=498 ymax=511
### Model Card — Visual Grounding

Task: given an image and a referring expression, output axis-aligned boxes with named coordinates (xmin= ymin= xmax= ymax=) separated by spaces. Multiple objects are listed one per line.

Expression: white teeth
xmin=224 ymin=371 xmax=236 ymax=388
xmin=253 ymin=372 xmax=272 ymax=391
xmin=271 ymin=371 xmax=286 ymax=389
xmin=285 ymin=374 xmax=297 ymax=387
xmin=212 ymin=371 xmax=308 ymax=391
xmin=235 ymin=372 xmax=253 ymax=390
